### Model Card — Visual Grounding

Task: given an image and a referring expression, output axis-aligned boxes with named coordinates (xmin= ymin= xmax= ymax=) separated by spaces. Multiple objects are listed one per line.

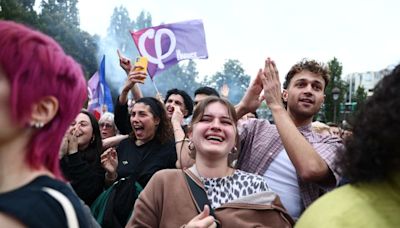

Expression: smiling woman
xmin=127 ymin=97 xmax=294 ymax=228
xmin=99 ymin=97 xmax=176 ymax=226
xmin=60 ymin=110 xmax=105 ymax=206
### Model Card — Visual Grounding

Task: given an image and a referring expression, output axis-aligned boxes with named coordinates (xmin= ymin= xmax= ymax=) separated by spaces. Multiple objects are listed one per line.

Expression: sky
xmin=78 ymin=0 xmax=400 ymax=81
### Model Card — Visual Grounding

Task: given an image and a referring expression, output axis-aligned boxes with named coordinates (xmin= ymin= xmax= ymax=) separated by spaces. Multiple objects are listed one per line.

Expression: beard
xmin=288 ymin=103 xmax=320 ymax=121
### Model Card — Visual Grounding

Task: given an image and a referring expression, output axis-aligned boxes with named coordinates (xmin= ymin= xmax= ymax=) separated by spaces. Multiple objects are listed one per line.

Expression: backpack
xmin=91 ymin=177 xmax=142 ymax=228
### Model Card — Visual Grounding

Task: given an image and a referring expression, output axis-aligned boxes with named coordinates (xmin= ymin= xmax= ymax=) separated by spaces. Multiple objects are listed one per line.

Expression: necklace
xmin=193 ymin=164 xmax=235 ymax=181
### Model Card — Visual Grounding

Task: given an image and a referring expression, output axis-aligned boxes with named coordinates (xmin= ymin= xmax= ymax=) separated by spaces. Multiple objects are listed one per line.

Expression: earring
xmin=188 ymin=141 xmax=195 ymax=151
xmin=30 ymin=121 xmax=44 ymax=129
xmin=229 ymin=146 xmax=238 ymax=154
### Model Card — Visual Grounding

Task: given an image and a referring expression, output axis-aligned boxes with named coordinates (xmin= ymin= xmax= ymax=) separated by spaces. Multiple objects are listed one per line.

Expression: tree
xmin=323 ymin=57 xmax=347 ymax=123
xmin=135 ymin=10 xmax=152 ymax=30
xmin=1 ymin=0 xmax=98 ymax=77
xmin=0 ymin=0 xmax=39 ymax=27
xmin=148 ymin=60 xmax=200 ymax=97
xmin=39 ymin=0 xmax=97 ymax=77
xmin=203 ymin=59 xmax=250 ymax=104
xmin=354 ymin=85 xmax=367 ymax=112
xmin=107 ymin=6 xmax=136 ymax=55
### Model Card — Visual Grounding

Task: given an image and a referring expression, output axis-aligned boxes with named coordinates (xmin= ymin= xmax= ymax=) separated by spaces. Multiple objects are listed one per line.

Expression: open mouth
xmin=133 ymin=126 xmax=145 ymax=135
xmin=206 ymin=135 xmax=224 ymax=142
xmin=166 ymin=106 xmax=175 ymax=113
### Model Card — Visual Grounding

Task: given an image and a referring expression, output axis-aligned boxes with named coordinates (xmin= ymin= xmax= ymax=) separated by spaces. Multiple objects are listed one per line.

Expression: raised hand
xmin=236 ymin=68 xmax=265 ymax=118
xmin=66 ymin=127 xmax=79 ymax=155
xmin=171 ymin=104 xmax=184 ymax=126
xmin=185 ymin=205 xmax=217 ymax=228
xmin=260 ymin=58 xmax=284 ymax=110
xmin=117 ymin=49 xmax=132 ymax=74
xmin=100 ymin=147 xmax=118 ymax=174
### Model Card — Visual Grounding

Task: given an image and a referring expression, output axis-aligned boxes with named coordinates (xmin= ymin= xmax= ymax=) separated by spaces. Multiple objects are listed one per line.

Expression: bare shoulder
xmin=0 ymin=212 xmax=26 ymax=228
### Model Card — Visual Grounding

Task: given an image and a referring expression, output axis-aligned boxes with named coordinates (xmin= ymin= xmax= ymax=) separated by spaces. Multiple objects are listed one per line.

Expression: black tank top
xmin=0 ymin=176 xmax=89 ymax=227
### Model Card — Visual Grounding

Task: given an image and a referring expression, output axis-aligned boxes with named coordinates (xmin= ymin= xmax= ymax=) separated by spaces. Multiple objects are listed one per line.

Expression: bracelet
xmin=173 ymin=128 xmax=183 ymax=132
xmin=175 ymin=139 xmax=190 ymax=144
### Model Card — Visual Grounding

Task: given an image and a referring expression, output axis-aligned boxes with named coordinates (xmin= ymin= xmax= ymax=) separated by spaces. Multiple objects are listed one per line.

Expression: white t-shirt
xmin=264 ymin=149 xmax=304 ymax=220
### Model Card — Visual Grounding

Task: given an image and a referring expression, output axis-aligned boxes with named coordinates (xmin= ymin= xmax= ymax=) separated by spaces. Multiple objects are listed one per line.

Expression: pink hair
xmin=0 ymin=21 xmax=87 ymax=179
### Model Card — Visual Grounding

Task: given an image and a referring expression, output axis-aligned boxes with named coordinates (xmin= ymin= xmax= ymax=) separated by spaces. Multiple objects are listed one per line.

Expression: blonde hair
xmin=311 ymin=121 xmax=330 ymax=134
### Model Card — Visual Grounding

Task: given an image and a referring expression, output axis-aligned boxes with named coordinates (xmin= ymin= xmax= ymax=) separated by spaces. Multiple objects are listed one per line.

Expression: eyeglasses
xmin=99 ymin=123 xmax=113 ymax=129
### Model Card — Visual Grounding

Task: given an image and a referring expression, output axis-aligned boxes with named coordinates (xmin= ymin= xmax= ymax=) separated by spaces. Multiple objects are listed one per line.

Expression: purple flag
xmin=131 ymin=19 xmax=208 ymax=78
xmin=87 ymin=71 xmax=101 ymax=118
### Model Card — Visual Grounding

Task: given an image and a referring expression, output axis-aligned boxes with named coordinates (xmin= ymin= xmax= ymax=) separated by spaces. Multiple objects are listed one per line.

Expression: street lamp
xmin=332 ymin=87 xmax=340 ymax=123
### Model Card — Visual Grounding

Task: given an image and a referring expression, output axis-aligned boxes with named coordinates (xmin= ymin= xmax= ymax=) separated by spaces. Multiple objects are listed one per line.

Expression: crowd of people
xmin=0 ymin=20 xmax=399 ymax=228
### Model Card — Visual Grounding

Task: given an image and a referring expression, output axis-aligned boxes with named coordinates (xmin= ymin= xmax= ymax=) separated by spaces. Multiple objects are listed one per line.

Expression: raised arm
xmin=261 ymin=58 xmax=334 ymax=185
xmin=235 ymin=69 xmax=265 ymax=119
xmin=171 ymin=104 xmax=194 ymax=168
xmin=117 ymin=49 xmax=143 ymax=102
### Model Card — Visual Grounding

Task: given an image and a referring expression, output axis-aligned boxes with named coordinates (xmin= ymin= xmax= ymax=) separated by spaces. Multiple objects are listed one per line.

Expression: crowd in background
xmin=0 ymin=21 xmax=399 ymax=228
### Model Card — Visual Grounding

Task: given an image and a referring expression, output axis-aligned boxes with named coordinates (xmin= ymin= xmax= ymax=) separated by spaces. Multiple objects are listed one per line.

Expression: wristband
xmin=175 ymin=139 xmax=190 ymax=144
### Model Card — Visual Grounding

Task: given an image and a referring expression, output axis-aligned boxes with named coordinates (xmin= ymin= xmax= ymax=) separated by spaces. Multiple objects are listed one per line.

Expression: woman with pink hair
xmin=0 ymin=21 xmax=91 ymax=227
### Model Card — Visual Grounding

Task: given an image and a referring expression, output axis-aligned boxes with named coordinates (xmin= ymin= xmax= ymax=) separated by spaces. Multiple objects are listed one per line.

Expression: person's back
xmin=296 ymin=63 xmax=400 ymax=228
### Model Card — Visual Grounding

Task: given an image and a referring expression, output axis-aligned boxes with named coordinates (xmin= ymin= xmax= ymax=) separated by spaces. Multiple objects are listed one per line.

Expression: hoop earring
xmin=188 ymin=141 xmax=195 ymax=151
xmin=188 ymin=140 xmax=196 ymax=159
xmin=229 ymin=146 xmax=238 ymax=155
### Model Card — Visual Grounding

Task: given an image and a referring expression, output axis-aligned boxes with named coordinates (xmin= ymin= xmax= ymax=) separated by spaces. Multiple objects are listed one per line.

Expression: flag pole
xmin=151 ymin=78 xmax=161 ymax=96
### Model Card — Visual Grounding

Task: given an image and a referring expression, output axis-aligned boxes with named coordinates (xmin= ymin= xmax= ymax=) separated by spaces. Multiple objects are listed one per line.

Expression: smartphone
xmin=133 ymin=56 xmax=148 ymax=73
xmin=131 ymin=56 xmax=148 ymax=83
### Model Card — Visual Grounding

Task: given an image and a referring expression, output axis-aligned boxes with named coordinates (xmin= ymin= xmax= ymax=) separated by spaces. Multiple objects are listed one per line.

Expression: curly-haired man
xmin=236 ymin=58 xmax=343 ymax=220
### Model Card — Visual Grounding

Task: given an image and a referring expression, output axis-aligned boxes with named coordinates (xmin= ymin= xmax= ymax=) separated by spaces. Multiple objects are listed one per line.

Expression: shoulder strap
xmin=42 ymin=187 xmax=79 ymax=228
xmin=184 ymin=173 xmax=217 ymax=218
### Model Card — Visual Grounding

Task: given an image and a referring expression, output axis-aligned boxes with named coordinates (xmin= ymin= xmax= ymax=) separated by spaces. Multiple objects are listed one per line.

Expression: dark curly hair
xmin=164 ymin=88 xmax=193 ymax=117
xmin=132 ymin=97 xmax=173 ymax=144
xmin=283 ymin=59 xmax=330 ymax=90
xmin=336 ymin=64 xmax=400 ymax=183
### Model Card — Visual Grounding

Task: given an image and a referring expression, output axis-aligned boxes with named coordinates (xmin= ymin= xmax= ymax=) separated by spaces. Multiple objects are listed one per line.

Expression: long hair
xmin=0 ymin=21 xmax=87 ymax=178
xmin=188 ymin=96 xmax=240 ymax=167
xmin=79 ymin=110 xmax=103 ymax=163
xmin=131 ymin=97 xmax=173 ymax=144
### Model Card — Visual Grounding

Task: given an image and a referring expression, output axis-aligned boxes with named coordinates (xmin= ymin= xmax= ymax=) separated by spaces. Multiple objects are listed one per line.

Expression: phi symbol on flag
xmin=131 ymin=20 xmax=208 ymax=78
xmin=138 ymin=28 xmax=176 ymax=69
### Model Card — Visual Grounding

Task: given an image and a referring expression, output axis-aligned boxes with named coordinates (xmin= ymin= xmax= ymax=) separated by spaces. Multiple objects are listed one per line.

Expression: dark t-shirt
xmin=0 ymin=176 xmax=89 ymax=228
xmin=60 ymin=151 xmax=105 ymax=206
xmin=117 ymin=137 xmax=177 ymax=188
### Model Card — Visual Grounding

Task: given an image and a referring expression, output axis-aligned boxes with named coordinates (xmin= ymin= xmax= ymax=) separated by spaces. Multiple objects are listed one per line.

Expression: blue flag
xmin=87 ymin=55 xmax=113 ymax=118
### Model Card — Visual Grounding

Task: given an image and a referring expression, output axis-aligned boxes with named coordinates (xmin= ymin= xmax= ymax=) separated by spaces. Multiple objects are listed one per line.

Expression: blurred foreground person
xmin=0 ymin=21 xmax=91 ymax=227
xmin=128 ymin=97 xmax=293 ymax=227
xmin=296 ymin=64 xmax=400 ymax=228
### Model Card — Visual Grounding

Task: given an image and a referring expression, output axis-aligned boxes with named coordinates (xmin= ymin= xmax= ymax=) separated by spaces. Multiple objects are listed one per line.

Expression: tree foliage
xmin=152 ymin=60 xmax=201 ymax=97
xmin=354 ymin=85 xmax=367 ymax=112
xmin=0 ymin=0 xmax=98 ymax=78
xmin=202 ymin=59 xmax=250 ymax=104
xmin=323 ymin=57 xmax=347 ymax=123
